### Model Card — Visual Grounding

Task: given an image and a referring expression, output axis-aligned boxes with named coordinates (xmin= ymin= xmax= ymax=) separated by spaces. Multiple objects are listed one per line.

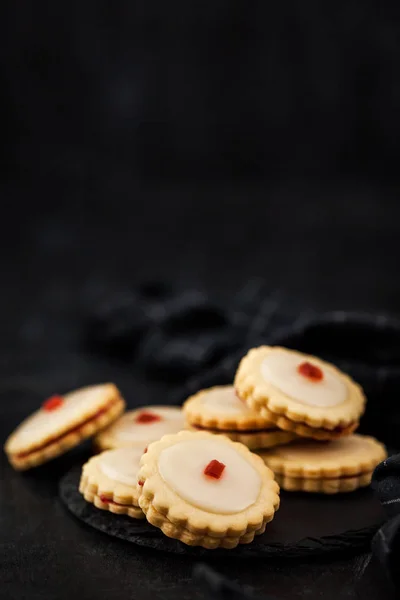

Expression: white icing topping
xmin=261 ymin=351 xmax=347 ymax=407
xmin=99 ymin=447 xmax=143 ymax=486
xmin=109 ymin=407 xmax=184 ymax=447
xmin=200 ymin=386 xmax=252 ymax=415
xmin=158 ymin=439 xmax=261 ymax=514
xmin=11 ymin=385 xmax=113 ymax=449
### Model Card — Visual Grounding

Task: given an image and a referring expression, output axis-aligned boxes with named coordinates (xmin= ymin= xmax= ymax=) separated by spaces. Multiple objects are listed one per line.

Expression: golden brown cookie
xmin=94 ymin=406 xmax=184 ymax=451
xmin=5 ymin=384 xmax=125 ymax=470
xmin=184 ymin=385 xmax=275 ymax=431
xmin=143 ymin=504 xmax=267 ymax=549
xmin=253 ymin=407 xmax=359 ymax=441
xmin=183 ymin=385 xmax=298 ymax=449
xmin=235 ymin=346 xmax=365 ymax=439
xmin=137 ymin=430 xmax=280 ymax=549
xmin=257 ymin=434 xmax=386 ymax=494
xmin=79 ymin=447 xmax=145 ymax=518
xmin=185 ymin=422 xmax=297 ymax=450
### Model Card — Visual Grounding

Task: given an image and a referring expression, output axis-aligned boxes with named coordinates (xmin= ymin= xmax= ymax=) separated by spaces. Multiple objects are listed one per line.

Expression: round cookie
xmin=184 ymin=423 xmax=298 ymax=451
xmin=184 ymin=385 xmax=275 ymax=431
xmin=94 ymin=406 xmax=185 ymax=451
xmin=183 ymin=385 xmax=298 ymax=450
xmin=235 ymin=346 xmax=366 ymax=439
xmin=257 ymin=434 xmax=386 ymax=494
xmin=5 ymin=384 xmax=125 ymax=470
xmin=79 ymin=447 xmax=145 ymax=518
xmin=137 ymin=430 xmax=280 ymax=549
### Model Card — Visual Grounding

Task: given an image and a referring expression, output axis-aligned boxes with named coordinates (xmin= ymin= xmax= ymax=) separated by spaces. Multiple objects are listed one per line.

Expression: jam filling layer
xmin=191 ymin=422 xmax=355 ymax=435
xmin=98 ymin=494 xmax=136 ymax=507
xmin=16 ymin=399 xmax=120 ymax=459
xmin=191 ymin=424 xmax=279 ymax=434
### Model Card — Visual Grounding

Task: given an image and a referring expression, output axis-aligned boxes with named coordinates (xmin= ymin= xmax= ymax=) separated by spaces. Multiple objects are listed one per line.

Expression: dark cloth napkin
xmin=193 ymin=564 xmax=270 ymax=600
xmin=83 ymin=279 xmax=400 ymax=593
xmin=371 ymin=456 xmax=400 ymax=592
xmin=84 ymin=279 xmax=400 ymax=446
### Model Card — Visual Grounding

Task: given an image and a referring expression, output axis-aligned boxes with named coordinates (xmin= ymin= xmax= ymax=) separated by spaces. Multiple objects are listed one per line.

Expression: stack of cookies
xmin=184 ymin=346 xmax=386 ymax=494
xmin=4 ymin=381 xmax=282 ymax=550
xmin=3 ymin=344 xmax=387 ymax=551
xmin=67 ymin=392 xmax=281 ymax=549
xmin=136 ymin=430 xmax=280 ymax=548
xmin=183 ymin=385 xmax=297 ymax=449
xmin=81 ymin=429 xmax=281 ymax=549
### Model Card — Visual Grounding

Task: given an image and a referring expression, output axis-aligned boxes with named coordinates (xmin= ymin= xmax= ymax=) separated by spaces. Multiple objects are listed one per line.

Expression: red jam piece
xmin=138 ymin=480 xmax=144 ymax=486
xmin=143 ymin=447 xmax=148 ymax=454
xmin=135 ymin=411 xmax=162 ymax=424
xmin=297 ymin=361 xmax=323 ymax=382
xmin=204 ymin=459 xmax=226 ymax=480
xmin=42 ymin=395 xmax=64 ymax=412
xmin=99 ymin=494 xmax=110 ymax=503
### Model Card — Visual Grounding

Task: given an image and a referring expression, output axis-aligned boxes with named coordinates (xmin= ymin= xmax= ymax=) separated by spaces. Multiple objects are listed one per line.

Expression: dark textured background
xmin=1 ymin=2 xmax=400 ymax=598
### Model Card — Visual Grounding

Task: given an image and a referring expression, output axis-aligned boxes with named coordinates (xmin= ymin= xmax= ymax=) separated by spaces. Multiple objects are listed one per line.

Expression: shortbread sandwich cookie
xmin=235 ymin=346 xmax=366 ymax=440
xmin=5 ymin=384 xmax=125 ymax=470
xmin=137 ymin=430 xmax=280 ymax=549
xmin=258 ymin=434 xmax=386 ymax=494
xmin=184 ymin=385 xmax=297 ymax=449
xmin=79 ymin=447 xmax=145 ymax=518
xmin=94 ymin=406 xmax=185 ymax=451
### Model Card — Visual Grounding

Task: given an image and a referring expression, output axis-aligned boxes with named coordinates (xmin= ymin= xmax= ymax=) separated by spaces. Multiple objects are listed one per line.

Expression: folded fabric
xmin=83 ymin=279 xmax=291 ymax=375
xmin=84 ymin=280 xmax=400 ymax=449
xmin=193 ymin=563 xmax=269 ymax=600
xmin=371 ymin=455 xmax=400 ymax=591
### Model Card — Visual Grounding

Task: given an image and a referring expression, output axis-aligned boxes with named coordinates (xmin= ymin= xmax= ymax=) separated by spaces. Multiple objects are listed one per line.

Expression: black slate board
xmin=59 ymin=466 xmax=385 ymax=558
